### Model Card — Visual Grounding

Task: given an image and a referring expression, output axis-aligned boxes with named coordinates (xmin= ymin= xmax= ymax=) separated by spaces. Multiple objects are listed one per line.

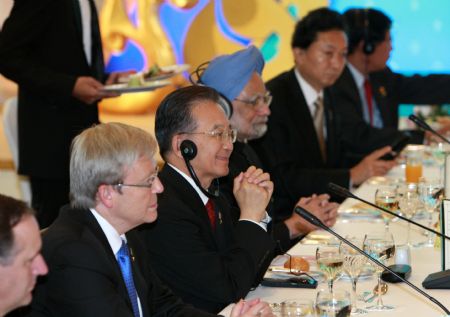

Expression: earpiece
xmin=362 ymin=8 xmax=375 ymax=55
xmin=180 ymin=140 xmax=197 ymax=161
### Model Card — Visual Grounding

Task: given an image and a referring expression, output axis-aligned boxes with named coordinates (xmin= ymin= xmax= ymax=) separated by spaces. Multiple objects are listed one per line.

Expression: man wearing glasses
xmin=197 ymin=46 xmax=339 ymax=253
xmin=140 ymin=86 xmax=276 ymax=313
xmin=22 ymin=122 xmax=275 ymax=317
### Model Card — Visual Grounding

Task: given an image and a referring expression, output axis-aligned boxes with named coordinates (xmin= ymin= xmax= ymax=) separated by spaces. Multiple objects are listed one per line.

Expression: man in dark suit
xmin=0 ymin=0 xmax=128 ymax=228
xmin=0 ymin=194 xmax=47 ymax=317
xmin=196 ymin=45 xmax=339 ymax=250
xmin=140 ymin=86 xmax=276 ymax=313
xmin=333 ymin=8 xmax=450 ymax=134
xmin=23 ymin=122 xmax=274 ymax=317
xmin=250 ymin=8 xmax=397 ymax=216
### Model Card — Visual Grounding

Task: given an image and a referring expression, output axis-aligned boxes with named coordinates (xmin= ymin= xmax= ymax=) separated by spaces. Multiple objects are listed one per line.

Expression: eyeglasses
xmin=179 ymin=129 xmax=237 ymax=143
xmin=234 ymin=91 xmax=272 ymax=109
xmin=113 ymin=166 xmax=159 ymax=193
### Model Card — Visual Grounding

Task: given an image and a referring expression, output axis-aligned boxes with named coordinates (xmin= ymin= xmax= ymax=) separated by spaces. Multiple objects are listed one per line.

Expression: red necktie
xmin=205 ymin=199 xmax=216 ymax=230
xmin=363 ymin=79 xmax=374 ymax=126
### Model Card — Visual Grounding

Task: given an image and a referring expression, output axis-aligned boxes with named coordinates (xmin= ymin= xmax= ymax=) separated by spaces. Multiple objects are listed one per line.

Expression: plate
xmin=102 ymin=79 xmax=171 ymax=94
xmin=267 ymin=267 xmax=325 ymax=282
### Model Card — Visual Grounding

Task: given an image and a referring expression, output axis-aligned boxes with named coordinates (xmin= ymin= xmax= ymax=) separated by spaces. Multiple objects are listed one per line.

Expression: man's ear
xmin=292 ymin=47 xmax=305 ymax=65
xmin=97 ymin=184 xmax=114 ymax=208
xmin=171 ymin=134 xmax=184 ymax=159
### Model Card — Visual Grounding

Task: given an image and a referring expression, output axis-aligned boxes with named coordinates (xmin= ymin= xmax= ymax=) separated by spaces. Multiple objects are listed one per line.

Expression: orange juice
xmin=405 ymin=164 xmax=422 ymax=183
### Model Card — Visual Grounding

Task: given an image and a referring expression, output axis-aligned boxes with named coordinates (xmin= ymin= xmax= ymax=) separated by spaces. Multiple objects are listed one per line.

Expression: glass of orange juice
xmin=405 ymin=150 xmax=423 ymax=183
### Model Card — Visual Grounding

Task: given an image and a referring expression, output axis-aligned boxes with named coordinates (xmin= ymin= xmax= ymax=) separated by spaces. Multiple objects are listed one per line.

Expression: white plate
xmin=102 ymin=79 xmax=171 ymax=94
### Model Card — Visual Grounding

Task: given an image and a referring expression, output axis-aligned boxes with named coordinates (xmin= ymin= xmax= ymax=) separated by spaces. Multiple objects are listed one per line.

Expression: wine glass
xmin=281 ymin=299 xmax=315 ymax=316
xmin=430 ymin=142 xmax=450 ymax=183
xmin=315 ymin=288 xmax=351 ymax=317
xmin=363 ymin=232 xmax=395 ymax=311
xmin=374 ymin=186 xmax=399 ymax=232
xmin=339 ymin=238 xmax=368 ymax=315
xmin=316 ymin=246 xmax=343 ymax=293
xmin=416 ymin=179 xmax=443 ymax=248
xmin=398 ymin=188 xmax=420 ymax=246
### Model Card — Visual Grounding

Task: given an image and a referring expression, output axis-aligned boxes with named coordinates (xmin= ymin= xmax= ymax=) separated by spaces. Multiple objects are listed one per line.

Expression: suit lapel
xmin=286 ymin=70 xmax=325 ymax=165
xmin=160 ymin=165 xmax=220 ymax=247
xmin=75 ymin=209 xmax=140 ymax=316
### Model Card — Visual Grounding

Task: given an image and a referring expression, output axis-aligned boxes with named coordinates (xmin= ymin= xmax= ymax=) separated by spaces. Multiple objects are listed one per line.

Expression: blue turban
xmin=200 ymin=45 xmax=265 ymax=102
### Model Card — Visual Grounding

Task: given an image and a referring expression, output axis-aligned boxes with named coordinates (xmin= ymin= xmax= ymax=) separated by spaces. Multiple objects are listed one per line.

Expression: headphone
xmin=188 ymin=62 xmax=234 ymax=119
xmin=362 ymin=8 xmax=375 ymax=55
xmin=180 ymin=140 xmax=219 ymax=198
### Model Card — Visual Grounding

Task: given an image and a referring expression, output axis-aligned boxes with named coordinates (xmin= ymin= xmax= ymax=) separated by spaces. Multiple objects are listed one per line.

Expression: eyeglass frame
xmin=178 ymin=128 xmax=238 ymax=144
xmin=112 ymin=166 xmax=159 ymax=194
xmin=234 ymin=91 xmax=272 ymax=109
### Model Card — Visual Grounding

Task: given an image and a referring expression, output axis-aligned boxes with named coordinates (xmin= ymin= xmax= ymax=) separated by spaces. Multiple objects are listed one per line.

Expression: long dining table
xmin=220 ymin=163 xmax=450 ymax=316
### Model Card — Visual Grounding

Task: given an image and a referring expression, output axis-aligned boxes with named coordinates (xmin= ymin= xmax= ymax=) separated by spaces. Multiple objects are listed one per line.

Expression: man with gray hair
xmin=197 ymin=45 xmax=338 ymax=252
xmin=0 ymin=194 xmax=47 ymax=316
xmin=25 ymin=122 xmax=274 ymax=317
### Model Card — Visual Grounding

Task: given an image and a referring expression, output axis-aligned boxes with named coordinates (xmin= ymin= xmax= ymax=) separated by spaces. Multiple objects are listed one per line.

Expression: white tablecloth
xmin=220 ymin=164 xmax=450 ymax=316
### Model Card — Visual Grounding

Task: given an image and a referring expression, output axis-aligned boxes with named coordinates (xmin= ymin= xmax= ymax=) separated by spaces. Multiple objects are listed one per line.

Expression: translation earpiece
xmin=180 ymin=140 xmax=197 ymax=161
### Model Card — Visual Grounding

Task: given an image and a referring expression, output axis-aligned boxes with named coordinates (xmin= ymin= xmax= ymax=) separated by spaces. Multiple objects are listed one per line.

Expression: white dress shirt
xmin=347 ymin=63 xmax=384 ymax=128
xmin=294 ymin=68 xmax=326 ymax=138
xmin=78 ymin=0 xmax=92 ymax=65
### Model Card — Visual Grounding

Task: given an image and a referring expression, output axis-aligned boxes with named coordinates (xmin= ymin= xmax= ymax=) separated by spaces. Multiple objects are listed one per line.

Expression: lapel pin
xmin=379 ymin=86 xmax=387 ymax=97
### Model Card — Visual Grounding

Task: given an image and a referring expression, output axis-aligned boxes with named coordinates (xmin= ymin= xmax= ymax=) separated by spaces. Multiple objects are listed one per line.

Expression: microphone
xmin=409 ymin=114 xmax=450 ymax=144
xmin=327 ymin=183 xmax=450 ymax=241
xmin=180 ymin=140 xmax=219 ymax=198
xmin=294 ymin=206 xmax=450 ymax=315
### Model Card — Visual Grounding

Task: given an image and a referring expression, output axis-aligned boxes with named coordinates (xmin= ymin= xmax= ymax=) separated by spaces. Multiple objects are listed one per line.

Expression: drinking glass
xmin=316 ymin=246 xmax=344 ymax=293
xmin=405 ymin=150 xmax=423 ymax=183
xmin=315 ymin=289 xmax=351 ymax=317
xmin=363 ymin=232 xmax=395 ymax=311
xmin=374 ymin=186 xmax=398 ymax=231
xmin=281 ymin=299 xmax=315 ymax=317
xmin=339 ymin=238 xmax=367 ymax=315
xmin=430 ymin=142 xmax=450 ymax=183
xmin=398 ymin=189 xmax=419 ymax=246
xmin=416 ymin=179 xmax=443 ymax=248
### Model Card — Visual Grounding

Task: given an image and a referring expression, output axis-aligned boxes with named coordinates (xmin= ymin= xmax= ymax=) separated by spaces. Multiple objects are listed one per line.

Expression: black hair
xmin=291 ymin=7 xmax=345 ymax=49
xmin=155 ymin=86 xmax=221 ymax=159
xmin=0 ymin=194 xmax=34 ymax=265
xmin=343 ymin=8 xmax=392 ymax=55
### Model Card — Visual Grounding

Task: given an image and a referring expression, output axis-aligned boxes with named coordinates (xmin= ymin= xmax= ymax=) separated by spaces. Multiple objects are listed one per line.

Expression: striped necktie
xmin=313 ymin=97 xmax=326 ymax=161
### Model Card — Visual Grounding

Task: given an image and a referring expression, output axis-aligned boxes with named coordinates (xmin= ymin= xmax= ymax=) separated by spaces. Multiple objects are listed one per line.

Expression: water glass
xmin=281 ymin=299 xmax=315 ymax=317
xmin=315 ymin=289 xmax=351 ymax=317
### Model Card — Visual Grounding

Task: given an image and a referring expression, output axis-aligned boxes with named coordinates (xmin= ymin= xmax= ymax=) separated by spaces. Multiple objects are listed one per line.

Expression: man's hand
xmin=230 ymin=299 xmax=276 ymax=317
xmin=350 ymin=146 xmax=396 ymax=186
xmin=72 ymin=76 xmax=119 ymax=104
xmin=233 ymin=166 xmax=273 ymax=222
xmin=284 ymin=194 xmax=339 ymax=239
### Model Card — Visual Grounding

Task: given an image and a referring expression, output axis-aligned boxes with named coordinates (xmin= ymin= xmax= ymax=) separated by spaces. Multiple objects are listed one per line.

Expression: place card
xmin=442 ymin=199 xmax=450 ymax=270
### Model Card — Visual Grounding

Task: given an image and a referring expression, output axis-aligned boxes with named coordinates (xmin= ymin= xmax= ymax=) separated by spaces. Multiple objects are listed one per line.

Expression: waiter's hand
xmin=72 ymin=76 xmax=118 ymax=104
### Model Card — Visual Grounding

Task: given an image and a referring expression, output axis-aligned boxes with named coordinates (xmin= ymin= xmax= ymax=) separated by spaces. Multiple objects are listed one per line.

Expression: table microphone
xmin=327 ymin=183 xmax=450 ymax=241
xmin=409 ymin=114 xmax=450 ymax=144
xmin=294 ymin=206 xmax=450 ymax=315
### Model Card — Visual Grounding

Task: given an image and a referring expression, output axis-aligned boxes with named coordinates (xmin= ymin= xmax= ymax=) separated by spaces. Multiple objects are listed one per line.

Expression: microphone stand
xmin=327 ymin=183 xmax=450 ymax=241
xmin=294 ymin=206 xmax=450 ymax=315
xmin=409 ymin=114 xmax=450 ymax=144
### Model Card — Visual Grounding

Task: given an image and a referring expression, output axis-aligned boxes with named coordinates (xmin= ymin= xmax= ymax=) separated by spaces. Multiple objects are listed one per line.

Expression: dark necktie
xmin=117 ymin=240 xmax=140 ymax=317
xmin=205 ymin=199 xmax=216 ymax=230
xmin=313 ymin=97 xmax=326 ymax=161
xmin=364 ymin=79 xmax=374 ymax=126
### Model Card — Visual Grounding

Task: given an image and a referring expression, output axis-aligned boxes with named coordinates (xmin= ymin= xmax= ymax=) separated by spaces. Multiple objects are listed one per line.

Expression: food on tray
xmin=127 ymin=73 xmax=146 ymax=87
xmin=143 ymin=64 xmax=174 ymax=79
xmin=283 ymin=256 xmax=310 ymax=272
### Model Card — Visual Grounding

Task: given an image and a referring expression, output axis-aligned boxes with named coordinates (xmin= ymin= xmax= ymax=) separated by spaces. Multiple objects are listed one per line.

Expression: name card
xmin=442 ymin=200 xmax=450 ymax=270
